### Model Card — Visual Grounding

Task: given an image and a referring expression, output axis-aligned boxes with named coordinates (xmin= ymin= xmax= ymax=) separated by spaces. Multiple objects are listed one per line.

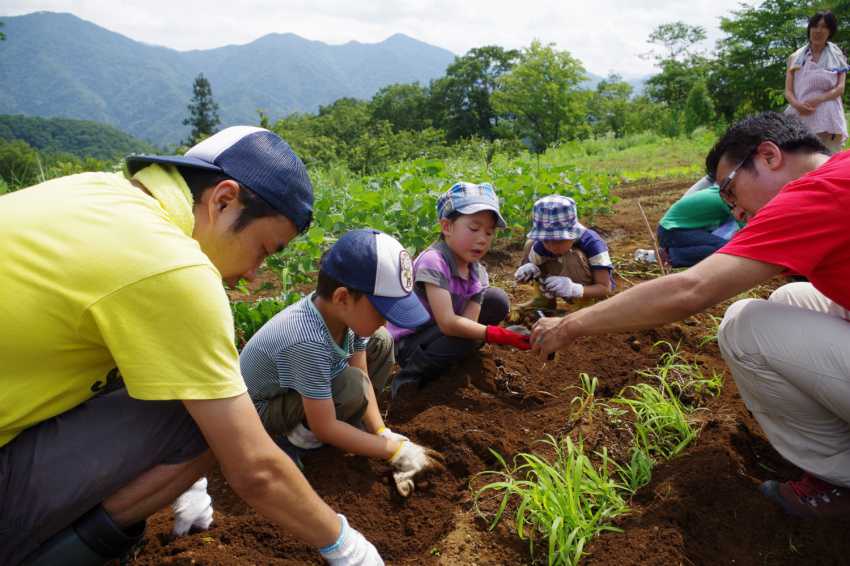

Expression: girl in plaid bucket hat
xmin=385 ymin=182 xmax=531 ymax=398
xmin=514 ymin=195 xmax=615 ymax=313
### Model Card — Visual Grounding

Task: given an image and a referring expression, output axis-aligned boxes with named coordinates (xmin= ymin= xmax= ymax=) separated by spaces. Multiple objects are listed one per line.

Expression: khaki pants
xmin=718 ymin=282 xmax=850 ymax=487
xmin=521 ymin=239 xmax=593 ymax=285
xmin=263 ymin=327 xmax=395 ymax=435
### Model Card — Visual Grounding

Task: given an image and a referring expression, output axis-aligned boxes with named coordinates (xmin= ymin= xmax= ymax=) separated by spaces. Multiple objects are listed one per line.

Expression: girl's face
xmin=440 ymin=211 xmax=497 ymax=266
xmin=542 ymin=239 xmax=575 ymax=256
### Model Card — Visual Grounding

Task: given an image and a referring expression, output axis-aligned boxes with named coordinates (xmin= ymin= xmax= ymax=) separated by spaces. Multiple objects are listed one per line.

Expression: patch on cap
xmin=399 ymin=250 xmax=414 ymax=293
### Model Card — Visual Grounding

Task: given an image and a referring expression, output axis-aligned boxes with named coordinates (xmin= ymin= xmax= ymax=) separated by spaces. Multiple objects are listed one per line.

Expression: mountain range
xmin=0 ymin=12 xmax=457 ymax=145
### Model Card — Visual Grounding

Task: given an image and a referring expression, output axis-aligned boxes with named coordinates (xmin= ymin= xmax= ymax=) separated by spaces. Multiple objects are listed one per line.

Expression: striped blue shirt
xmin=240 ymin=293 xmax=368 ymax=419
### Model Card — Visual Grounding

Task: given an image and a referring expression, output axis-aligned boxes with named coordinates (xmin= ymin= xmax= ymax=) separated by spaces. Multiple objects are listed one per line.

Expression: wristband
xmin=388 ymin=439 xmax=405 ymax=462
xmin=319 ymin=514 xmax=347 ymax=555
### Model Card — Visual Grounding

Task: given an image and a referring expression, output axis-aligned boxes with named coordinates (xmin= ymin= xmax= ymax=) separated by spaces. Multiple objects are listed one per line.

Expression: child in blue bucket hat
xmin=514 ymin=195 xmax=615 ymax=314
xmin=386 ymin=182 xmax=530 ymax=398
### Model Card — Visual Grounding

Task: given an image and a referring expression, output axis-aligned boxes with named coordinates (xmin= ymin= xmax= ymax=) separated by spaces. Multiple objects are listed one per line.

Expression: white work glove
xmin=319 ymin=514 xmax=384 ymax=566
xmin=542 ymin=276 xmax=584 ymax=299
xmin=514 ymin=262 xmax=541 ymax=283
xmin=389 ymin=441 xmax=444 ymax=497
xmin=172 ymin=477 xmax=214 ymax=536
xmin=377 ymin=426 xmax=409 ymax=443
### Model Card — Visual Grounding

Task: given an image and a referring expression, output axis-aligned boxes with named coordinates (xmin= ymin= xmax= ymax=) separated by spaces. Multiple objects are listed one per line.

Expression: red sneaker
xmin=760 ymin=473 xmax=850 ymax=519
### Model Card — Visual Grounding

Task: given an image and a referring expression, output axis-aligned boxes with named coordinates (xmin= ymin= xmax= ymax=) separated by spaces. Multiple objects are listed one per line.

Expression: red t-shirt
xmin=718 ymin=150 xmax=850 ymax=310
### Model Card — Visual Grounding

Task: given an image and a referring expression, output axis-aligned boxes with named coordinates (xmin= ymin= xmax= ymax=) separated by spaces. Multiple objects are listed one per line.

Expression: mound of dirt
xmin=130 ymin=181 xmax=850 ymax=565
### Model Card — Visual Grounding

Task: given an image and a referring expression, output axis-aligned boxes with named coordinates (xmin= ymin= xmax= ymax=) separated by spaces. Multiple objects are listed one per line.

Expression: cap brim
xmin=455 ymin=203 xmax=507 ymax=228
xmin=126 ymin=154 xmax=223 ymax=176
xmin=368 ymin=293 xmax=430 ymax=329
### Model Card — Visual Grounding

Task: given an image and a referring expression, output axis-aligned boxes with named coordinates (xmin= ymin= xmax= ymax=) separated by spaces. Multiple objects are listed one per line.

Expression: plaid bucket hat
xmin=527 ymin=195 xmax=585 ymax=240
xmin=436 ymin=182 xmax=507 ymax=228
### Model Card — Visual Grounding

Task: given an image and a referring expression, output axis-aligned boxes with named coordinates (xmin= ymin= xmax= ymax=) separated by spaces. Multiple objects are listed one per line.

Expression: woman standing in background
xmin=785 ymin=11 xmax=847 ymax=154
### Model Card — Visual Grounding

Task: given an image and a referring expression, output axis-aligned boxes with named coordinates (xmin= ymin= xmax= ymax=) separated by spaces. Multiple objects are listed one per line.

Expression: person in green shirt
xmin=657 ymin=178 xmax=739 ymax=267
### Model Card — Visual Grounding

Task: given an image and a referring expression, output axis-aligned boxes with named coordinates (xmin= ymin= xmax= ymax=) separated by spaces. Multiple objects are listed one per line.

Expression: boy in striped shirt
xmin=241 ymin=229 xmax=442 ymax=497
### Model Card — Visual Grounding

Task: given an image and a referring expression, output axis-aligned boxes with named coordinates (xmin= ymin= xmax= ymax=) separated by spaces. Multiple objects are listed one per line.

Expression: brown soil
xmin=130 ymin=180 xmax=850 ymax=565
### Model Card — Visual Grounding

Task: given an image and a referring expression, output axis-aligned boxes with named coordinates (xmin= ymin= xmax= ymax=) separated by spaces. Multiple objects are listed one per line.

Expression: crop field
xmin=128 ymin=137 xmax=850 ymax=565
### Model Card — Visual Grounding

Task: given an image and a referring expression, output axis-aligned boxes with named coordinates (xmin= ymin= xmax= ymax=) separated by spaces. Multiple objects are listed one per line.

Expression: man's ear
xmin=205 ymin=180 xmax=241 ymax=219
xmin=757 ymin=141 xmax=783 ymax=171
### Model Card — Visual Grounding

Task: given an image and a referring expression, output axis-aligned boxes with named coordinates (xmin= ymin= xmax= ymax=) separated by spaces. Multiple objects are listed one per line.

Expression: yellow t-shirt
xmin=0 ymin=168 xmax=246 ymax=448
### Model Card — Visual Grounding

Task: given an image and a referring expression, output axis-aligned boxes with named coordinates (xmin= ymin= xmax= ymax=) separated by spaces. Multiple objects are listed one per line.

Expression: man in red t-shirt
xmin=532 ymin=111 xmax=850 ymax=519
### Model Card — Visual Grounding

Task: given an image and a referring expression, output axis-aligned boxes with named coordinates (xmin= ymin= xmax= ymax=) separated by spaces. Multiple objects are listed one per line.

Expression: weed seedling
xmin=474 ymin=436 xmax=628 ymax=566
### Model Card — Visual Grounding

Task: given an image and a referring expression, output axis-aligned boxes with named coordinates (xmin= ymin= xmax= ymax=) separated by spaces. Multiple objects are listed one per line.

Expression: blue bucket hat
xmin=436 ymin=182 xmax=507 ymax=228
xmin=527 ymin=195 xmax=585 ymax=240
xmin=126 ymin=126 xmax=314 ymax=232
xmin=321 ymin=229 xmax=430 ymax=329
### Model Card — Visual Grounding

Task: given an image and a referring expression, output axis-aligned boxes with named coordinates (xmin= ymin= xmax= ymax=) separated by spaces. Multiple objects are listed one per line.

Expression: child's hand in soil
xmin=389 ymin=441 xmax=445 ymax=497
xmin=514 ymin=262 xmax=541 ymax=282
xmin=377 ymin=426 xmax=409 ymax=444
xmin=172 ymin=477 xmax=214 ymax=536
xmin=542 ymin=276 xmax=584 ymax=299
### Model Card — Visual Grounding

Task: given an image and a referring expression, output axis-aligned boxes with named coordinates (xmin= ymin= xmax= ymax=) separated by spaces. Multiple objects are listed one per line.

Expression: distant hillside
xmin=0 ymin=12 xmax=456 ymax=145
xmin=0 ymin=115 xmax=156 ymax=160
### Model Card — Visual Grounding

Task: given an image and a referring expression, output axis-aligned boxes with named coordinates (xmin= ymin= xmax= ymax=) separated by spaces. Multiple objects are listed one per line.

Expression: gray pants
xmin=263 ymin=327 xmax=395 ymax=435
xmin=397 ymin=287 xmax=510 ymax=368
xmin=0 ymin=387 xmax=207 ymax=566
xmin=719 ymin=282 xmax=850 ymax=487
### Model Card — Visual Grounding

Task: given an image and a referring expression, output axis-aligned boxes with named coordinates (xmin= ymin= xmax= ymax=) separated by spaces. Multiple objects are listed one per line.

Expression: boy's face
xmin=440 ymin=210 xmax=497 ymax=264
xmin=340 ymin=292 xmax=387 ymax=337
xmin=542 ymin=239 xmax=574 ymax=256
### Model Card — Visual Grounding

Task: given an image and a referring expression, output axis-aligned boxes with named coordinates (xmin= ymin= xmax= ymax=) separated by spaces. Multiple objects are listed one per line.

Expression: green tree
xmin=429 ymin=46 xmax=519 ymax=141
xmin=587 ymin=74 xmax=633 ymax=137
xmin=183 ymin=73 xmax=221 ymax=145
xmin=684 ymin=80 xmax=715 ymax=134
xmin=0 ymin=21 xmax=5 ymax=41
xmin=646 ymin=22 xmax=707 ymax=62
xmin=369 ymin=83 xmax=431 ymax=132
xmin=0 ymin=139 xmax=42 ymax=189
xmin=644 ymin=22 xmax=711 ymax=110
xmin=492 ymin=40 xmax=587 ymax=152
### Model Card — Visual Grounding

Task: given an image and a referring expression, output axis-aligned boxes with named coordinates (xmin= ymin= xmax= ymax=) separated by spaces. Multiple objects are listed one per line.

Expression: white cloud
xmin=1 ymin=0 xmax=758 ymax=76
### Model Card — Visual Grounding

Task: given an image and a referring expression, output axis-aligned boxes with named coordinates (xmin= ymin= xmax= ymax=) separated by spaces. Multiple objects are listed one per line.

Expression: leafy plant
xmin=609 ymin=446 xmax=654 ymax=495
xmin=639 ymin=341 xmax=723 ymax=405
xmin=614 ymin=375 xmax=698 ymax=460
xmin=569 ymin=372 xmax=600 ymax=423
xmin=474 ymin=436 xmax=628 ymax=566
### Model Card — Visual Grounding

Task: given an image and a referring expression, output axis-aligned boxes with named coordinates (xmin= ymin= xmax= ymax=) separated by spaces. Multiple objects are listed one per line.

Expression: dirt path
xmin=130 ymin=180 xmax=850 ymax=565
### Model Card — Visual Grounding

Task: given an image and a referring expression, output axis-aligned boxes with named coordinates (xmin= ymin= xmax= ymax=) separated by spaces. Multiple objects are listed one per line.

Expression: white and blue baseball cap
xmin=320 ymin=229 xmax=429 ymax=329
xmin=126 ymin=126 xmax=313 ymax=232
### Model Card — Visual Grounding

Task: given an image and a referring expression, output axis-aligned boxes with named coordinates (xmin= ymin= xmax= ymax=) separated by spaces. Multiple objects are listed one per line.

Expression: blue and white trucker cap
xmin=320 ymin=229 xmax=429 ymax=329
xmin=126 ymin=126 xmax=313 ymax=232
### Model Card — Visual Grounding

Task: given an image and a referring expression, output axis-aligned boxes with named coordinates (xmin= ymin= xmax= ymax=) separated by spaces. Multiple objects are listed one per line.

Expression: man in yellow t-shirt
xmin=0 ymin=127 xmax=382 ymax=566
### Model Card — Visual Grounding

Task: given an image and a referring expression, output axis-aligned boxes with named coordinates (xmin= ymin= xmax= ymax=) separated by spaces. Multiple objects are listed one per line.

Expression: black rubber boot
xmin=25 ymin=505 xmax=145 ymax=566
xmin=390 ymin=348 xmax=447 ymax=399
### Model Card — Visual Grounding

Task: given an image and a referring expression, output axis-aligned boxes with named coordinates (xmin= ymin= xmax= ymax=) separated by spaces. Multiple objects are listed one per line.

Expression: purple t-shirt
xmin=387 ymin=240 xmax=489 ymax=340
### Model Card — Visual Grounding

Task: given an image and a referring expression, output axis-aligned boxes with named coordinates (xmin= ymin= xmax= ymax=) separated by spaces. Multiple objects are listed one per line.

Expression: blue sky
xmin=2 ymin=0 xmax=758 ymax=77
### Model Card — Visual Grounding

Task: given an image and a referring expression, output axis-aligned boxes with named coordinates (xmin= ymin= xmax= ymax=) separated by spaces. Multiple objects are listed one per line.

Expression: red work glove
xmin=485 ymin=325 xmax=531 ymax=350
